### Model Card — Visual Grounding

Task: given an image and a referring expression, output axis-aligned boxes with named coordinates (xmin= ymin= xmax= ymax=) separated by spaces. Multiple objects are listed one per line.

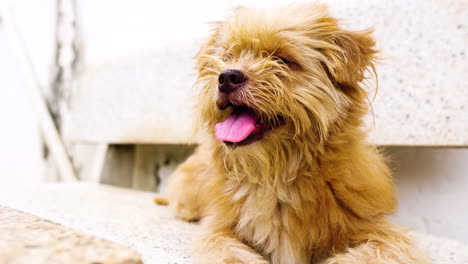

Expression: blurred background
xmin=1 ymin=0 xmax=467 ymax=244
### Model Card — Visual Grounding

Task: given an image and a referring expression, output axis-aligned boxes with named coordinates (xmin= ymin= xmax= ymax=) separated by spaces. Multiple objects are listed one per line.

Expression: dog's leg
xmin=165 ymin=145 xmax=214 ymax=221
xmin=320 ymin=224 xmax=429 ymax=264
xmin=195 ymin=216 xmax=270 ymax=264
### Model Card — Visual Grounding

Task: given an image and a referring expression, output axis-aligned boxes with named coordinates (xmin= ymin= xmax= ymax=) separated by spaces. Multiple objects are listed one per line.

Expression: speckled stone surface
xmin=0 ymin=183 xmax=467 ymax=264
xmin=329 ymin=0 xmax=468 ymax=146
xmin=64 ymin=0 xmax=467 ymax=146
xmin=0 ymin=205 xmax=142 ymax=264
xmin=0 ymin=183 xmax=194 ymax=264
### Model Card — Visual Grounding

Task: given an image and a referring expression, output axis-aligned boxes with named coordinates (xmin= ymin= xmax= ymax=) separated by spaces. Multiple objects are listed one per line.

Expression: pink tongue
xmin=215 ymin=110 xmax=258 ymax=143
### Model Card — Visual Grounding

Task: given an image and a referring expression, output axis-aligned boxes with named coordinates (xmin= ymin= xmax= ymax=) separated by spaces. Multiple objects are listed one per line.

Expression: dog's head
xmin=195 ymin=4 xmax=377 ymax=156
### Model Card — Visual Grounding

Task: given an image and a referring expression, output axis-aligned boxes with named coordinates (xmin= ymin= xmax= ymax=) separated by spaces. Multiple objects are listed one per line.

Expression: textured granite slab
xmin=64 ymin=0 xmax=467 ymax=146
xmin=0 ymin=183 xmax=468 ymax=264
xmin=0 ymin=183 xmax=194 ymax=264
xmin=0 ymin=205 xmax=142 ymax=264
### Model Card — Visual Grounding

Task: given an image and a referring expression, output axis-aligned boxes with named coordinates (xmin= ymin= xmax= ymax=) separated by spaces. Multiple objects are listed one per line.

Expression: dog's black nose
xmin=218 ymin=69 xmax=246 ymax=93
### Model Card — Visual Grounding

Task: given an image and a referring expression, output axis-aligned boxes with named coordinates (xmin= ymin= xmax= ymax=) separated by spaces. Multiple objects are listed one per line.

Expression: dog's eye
xmin=275 ymin=56 xmax=295 ymax=66
xmin=222 ymin=53 xmax=232 ymax=62
xmin=278 ymin=57 xmax=290 ymax=65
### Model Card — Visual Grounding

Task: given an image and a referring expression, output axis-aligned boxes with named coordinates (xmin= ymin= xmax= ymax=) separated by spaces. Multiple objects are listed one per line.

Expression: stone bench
xmin=0 ymin=183 xmax=467 ymax=263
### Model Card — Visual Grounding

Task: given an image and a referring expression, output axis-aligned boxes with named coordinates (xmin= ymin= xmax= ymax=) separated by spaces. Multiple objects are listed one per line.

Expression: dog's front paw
xmin=226 ymin=255 xmax=270 ymax=264
xmin=320 ymin=258 xmax=345 ymax=264
xmin=166 ymin=170 xmax=203 ymax=222
xmin=197 ymin=252 xmax=270 ymax=264
xmin=170 ymin=196 xmax=201 ymax=222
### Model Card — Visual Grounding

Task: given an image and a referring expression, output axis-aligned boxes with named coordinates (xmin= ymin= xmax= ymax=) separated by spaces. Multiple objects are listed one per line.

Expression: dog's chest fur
xmin=225 ymin=179 xmax=317 ymax=264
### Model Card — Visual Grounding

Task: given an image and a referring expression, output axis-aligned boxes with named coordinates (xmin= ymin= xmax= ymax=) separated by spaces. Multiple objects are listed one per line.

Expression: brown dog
xmin=163 ymin=3 xmax=428 ymax=264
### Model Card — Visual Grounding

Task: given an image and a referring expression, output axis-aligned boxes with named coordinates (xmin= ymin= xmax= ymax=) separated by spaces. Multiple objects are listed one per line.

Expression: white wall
xmin=0 ymin=27 xmax=44 ymax=187
xmin=0 ymin=0 xmax=55 ymax=186
xmin=388 ymin=148 xmax=468 ymax=243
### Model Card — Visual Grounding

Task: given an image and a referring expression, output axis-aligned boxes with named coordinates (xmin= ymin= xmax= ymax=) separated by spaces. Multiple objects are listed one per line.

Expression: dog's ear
xmin=328 ymin=29 xmax=378 ymax=85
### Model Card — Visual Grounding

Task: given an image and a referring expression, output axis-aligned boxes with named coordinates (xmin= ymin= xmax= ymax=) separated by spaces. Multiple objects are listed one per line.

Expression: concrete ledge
xmin=0 ymin=205 xmax=142 ymax=264
xmin=0 ymin=183 xmax=467 ymax=263
xmin=0 ymin=183 xmax=194 ymax=264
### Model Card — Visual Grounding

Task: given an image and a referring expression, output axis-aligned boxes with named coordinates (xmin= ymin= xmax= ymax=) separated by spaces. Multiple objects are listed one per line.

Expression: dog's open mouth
xmin=214 ymin=105 xmax=276 ymax=147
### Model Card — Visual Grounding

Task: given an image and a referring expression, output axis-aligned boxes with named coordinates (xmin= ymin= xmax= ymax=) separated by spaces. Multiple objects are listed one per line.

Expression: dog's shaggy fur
xmin=164 ymin=3 xmax=429 ymax=264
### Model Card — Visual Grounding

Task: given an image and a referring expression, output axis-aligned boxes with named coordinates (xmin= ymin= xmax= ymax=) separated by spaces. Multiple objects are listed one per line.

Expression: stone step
xmin=0 ymin=183 xmax=193 ymax=264
xmin=0 ymin=205 xmax=142 ymax=264
xmin=0 ymin=183 xmax=467 ymax=263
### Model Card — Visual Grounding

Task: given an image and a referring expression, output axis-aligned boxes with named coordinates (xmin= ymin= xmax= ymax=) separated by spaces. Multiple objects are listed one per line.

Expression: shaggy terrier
xmin=160 ymin=3 xmax=428 ymax=264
